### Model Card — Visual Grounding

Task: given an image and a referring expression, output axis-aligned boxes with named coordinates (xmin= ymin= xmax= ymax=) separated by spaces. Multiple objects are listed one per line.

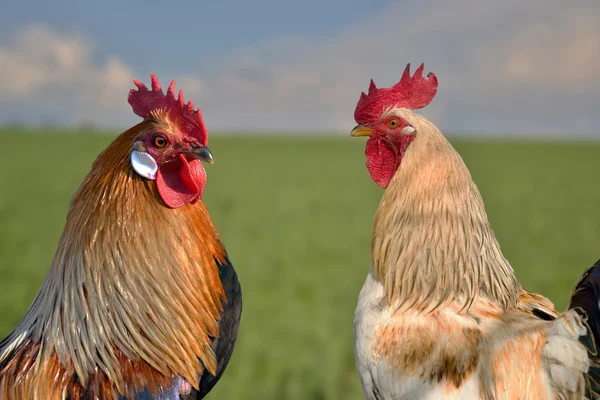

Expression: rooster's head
xmin=127 ymin=74 xmax=213 ymax=208
xmin=351 ymin=63 xmax=438 ymax=188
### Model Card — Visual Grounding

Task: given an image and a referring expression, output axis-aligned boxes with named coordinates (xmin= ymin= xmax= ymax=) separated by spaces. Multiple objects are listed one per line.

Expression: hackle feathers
xmin=370 ymin=109 xmax=521 ymax=312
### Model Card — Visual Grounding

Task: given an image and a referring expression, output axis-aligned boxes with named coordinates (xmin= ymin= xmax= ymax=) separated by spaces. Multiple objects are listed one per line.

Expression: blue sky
xmin=1 ymin=0 xmax=599 ymax=136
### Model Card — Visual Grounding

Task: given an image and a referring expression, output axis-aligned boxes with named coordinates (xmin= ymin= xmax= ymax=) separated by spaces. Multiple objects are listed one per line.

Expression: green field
xmin=0 ymin=130 xmax=599 ymax=399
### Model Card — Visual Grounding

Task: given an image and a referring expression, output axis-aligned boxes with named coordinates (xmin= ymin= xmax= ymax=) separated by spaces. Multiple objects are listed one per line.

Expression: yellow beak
xmin=350 ymin=125 xmax=374 ymax=137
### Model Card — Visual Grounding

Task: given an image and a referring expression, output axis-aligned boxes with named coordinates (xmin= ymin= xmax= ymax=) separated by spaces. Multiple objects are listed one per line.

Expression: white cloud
xmin=1 ymin=1 xmax=599 ymax=135
xmin=0 ymin=25 xmax=135 ymax=126
xmin=187 ymin=0 xmax=600 ymax=135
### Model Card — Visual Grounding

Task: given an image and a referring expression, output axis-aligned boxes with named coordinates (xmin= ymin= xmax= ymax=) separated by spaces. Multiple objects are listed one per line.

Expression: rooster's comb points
xmin=354 ymin=63 xmax=438 ymax=124
xmin=128 ymin=74 xmax=207 ymax=144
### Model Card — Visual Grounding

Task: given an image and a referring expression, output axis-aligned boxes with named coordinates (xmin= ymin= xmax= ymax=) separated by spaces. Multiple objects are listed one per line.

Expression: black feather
xmin=568 ymin=259 xmax=600 ymax=398
xmin=193 ymin=256 xmax=242 ymax=399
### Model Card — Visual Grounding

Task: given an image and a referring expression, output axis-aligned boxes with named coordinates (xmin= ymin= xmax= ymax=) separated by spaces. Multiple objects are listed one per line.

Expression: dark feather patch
xmin=568 ymin=259 xmax=600 ymax=398
xmin=196 ymin=256 xmax=242 ymax=399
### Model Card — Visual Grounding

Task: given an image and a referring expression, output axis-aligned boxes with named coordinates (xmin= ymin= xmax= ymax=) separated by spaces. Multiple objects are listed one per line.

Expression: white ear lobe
xmin=131 ymin=150 xmax=158 ymax=180
xmin=401 ymin=125 xmax=416 ymax=135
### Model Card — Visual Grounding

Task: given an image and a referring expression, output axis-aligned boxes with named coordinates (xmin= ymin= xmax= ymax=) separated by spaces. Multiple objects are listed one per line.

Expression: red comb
xmin=354 ymin=63 xmax=438 ymax=124
xmin=128 ymin=74 xmax=208 ymax=145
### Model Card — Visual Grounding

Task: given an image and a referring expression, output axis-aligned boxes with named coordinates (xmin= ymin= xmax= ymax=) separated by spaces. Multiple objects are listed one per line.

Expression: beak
xmin=350 ymin=125 xmax=374 ymax=137
xmin=186 ymin=146 xmax=214 ymax=164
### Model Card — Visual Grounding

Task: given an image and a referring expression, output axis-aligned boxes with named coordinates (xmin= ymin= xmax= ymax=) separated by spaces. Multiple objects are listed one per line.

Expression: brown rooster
xmin=0 ymin=74 xmax=241 ymax=399
xmin=351 ymin=63 xmax=600 ymax=399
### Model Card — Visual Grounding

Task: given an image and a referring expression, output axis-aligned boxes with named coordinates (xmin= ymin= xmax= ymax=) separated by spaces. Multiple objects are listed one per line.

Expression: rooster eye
xmin=152 ymin=135 xmax=168 ymax=148
xmin=387 ymin=119 xmax=399 ymax=129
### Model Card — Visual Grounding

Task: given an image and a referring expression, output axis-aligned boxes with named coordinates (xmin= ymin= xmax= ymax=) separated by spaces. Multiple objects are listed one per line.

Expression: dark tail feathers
xmin=568 ymin=259 xmax=600 ymax=398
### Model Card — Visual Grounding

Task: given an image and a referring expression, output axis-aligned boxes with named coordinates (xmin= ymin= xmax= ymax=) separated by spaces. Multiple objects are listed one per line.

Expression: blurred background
xmin=0 ymin=1 xmax=599 ymax=399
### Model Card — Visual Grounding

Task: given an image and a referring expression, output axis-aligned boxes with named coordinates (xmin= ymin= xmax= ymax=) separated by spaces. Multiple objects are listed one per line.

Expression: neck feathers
xmin=371 ymin=113 xmax=520 ymax=312
xmin=0 ymin=122 xmax=227 ymax=399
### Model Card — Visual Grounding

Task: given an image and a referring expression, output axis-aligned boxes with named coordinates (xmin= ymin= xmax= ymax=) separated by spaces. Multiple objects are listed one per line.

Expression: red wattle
xmin=156 ymin=154 xmax=206 ymax=209
xmin=365 ymin=136 xmax=399 ymax=188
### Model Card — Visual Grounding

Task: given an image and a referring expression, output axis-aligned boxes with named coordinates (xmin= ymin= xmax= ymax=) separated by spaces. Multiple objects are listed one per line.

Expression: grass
xmin=0 ymin=130 xmax=599 ymax=399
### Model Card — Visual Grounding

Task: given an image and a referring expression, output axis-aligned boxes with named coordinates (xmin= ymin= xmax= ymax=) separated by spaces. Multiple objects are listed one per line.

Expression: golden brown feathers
xmin=0 ymin=121 xmax=227 ymax=399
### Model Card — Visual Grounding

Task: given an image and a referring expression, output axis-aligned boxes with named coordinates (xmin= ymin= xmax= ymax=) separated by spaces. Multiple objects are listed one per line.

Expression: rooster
xmin=351 ymin=63 xmax=600 ymax=399
xmin=0 ymin=74 xmax=241 ymax=399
